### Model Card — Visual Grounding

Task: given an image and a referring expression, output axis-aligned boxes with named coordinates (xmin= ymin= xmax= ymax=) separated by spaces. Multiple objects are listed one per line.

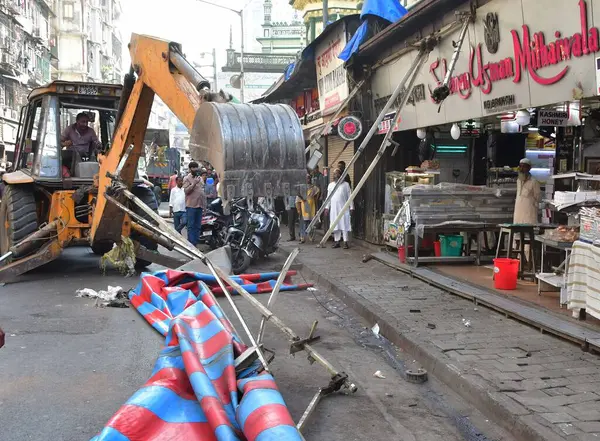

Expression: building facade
xmin=0 ymin=0 xmax=54 ymax=165
xmin=53 ymin=0 xmax=122 ymax=83
xmin=221 ymin=0 xmax=304 ymax=102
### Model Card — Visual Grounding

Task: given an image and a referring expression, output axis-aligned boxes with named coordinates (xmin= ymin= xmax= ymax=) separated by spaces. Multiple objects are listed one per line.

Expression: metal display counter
xmin=535 ymin=235 xmax=573 ymax=306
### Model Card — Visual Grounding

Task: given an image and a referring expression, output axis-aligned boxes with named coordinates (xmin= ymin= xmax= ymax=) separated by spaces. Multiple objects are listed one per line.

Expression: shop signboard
xmin=538 ymin=109 xmax=570 ymax=126
xmin=315 ymin=23 xmax=349 ymax=116
xmin=370 ymin=0 xmax=600 ymax=130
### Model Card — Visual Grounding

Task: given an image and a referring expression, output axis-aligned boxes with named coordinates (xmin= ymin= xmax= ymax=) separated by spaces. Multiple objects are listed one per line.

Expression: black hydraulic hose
xmin=115 ymin=66 xmax=136 ymax=131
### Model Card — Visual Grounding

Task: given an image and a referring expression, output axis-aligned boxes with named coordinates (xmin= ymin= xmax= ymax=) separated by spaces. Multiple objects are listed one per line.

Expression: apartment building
xmin=53 ymin=0 xmax=122 ymax=83
xmin=0 ymin=0 xmax=54 ymax=164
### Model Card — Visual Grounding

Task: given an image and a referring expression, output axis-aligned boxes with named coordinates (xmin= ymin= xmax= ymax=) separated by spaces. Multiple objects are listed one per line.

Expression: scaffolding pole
xmin=305 ymin=36 xmax=438 ymax=237
xmin=319 ymin=44 xmax=430 ymax=246
xmin=319 ymin=14 xmax=473 ymax=246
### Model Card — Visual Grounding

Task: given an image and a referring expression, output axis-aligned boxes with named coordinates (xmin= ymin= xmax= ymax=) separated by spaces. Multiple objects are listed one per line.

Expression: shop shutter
xmin=327 ymin=135 xmax=355 ymax=186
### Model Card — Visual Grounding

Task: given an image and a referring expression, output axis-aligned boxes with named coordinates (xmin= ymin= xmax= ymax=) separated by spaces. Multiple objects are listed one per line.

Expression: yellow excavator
xmin=0 ymin=34 xmax=306 ymax=281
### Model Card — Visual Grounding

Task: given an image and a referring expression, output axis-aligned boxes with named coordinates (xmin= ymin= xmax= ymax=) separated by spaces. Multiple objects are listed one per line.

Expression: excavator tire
xmin=0 ymin=185 xmax=38 ymax=260
xmin=130 ymin=185 xmax=159 ymax=269
xmin=91 ymin=241 xmax=114 ymax=256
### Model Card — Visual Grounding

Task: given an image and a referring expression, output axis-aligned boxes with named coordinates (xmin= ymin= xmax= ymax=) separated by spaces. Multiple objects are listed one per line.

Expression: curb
xmin=280 ymin=244 xmax=564 ymax=441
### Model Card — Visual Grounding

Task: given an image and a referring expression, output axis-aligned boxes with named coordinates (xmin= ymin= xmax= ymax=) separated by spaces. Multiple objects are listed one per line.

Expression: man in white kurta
xmin=514 ymin=158 xmax=541 ymax=224
xmin=325 ymin=168 xmax=354 ymax=249
xmin=513 ymin=158 xmax=540 ymax=263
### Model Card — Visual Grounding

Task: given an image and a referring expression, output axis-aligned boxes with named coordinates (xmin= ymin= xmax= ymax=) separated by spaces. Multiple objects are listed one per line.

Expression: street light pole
xmin=239 ymin=10 xmax=245 ymax=103
xmin=194 ymin=0 xmax=250 ymax=102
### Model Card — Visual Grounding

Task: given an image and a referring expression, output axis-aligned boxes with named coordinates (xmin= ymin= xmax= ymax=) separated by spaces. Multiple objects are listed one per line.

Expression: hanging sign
xmin=315 ymin=23 xmax=349 ymax=115
xmin=538 ymin=109 xmax=570 ymax=126
xmin=336 ymin=115 xmax=362 ymax=141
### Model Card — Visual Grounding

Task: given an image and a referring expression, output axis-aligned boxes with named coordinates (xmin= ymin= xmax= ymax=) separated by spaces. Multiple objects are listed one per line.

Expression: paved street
xmin=0 ymin=246 xmax=511 ymax=441
xmin=280 ymin=239 xmax=600 ymax=441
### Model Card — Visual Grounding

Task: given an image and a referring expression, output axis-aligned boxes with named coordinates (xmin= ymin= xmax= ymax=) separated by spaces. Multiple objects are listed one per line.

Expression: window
xmin=264 ymin=29 xmax=270 ymax=37
xmin=39 ymin=98 xmax=59 ymax=178
xmin=63 ymin=3 xmax=74 ymax=19
xmin=22 ymin=100 xmax=43 ymax=171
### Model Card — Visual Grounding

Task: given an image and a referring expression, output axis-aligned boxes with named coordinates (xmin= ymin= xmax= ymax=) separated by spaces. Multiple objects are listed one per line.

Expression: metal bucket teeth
xmin=189 ymin=102 xmax=307 ymax=198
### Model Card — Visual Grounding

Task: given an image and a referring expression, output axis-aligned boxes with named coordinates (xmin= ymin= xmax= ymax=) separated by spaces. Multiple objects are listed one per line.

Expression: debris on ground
xmin=406 ymin=368 xmax=428 ymax=384
xmin=371 ymin=323 xmax=380 ymax=338
xmin=362 ymin=254 xmax=373 ymax=263
xmin=76 ymin=286 xmax=130 ymax=308
xmin=373 ymin=370 xmax=386 ymax=379
xmin=427 ymin=323 xmax=436 ymax=329
xmin=307 ymin=287 xmax=318 ymax=291
xmin=409 ymin=309 xmax=421 ymax=313
xmin=462 ymin=318 xmax=471 ymax=327
xmin=100 ymin=237 xmax=136 ymax=276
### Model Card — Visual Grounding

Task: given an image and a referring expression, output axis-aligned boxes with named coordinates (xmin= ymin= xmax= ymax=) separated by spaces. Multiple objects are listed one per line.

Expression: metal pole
xmin=305 ymin=41 xmax=433 ymax=236
xmin=305 ymin=79 xmax=366 ymax=154
xmin=319 ymin=50 xmax=429 ymax=246
xmin=322 ymin=0 xmax=328 ymax=26
xmin=239 ymin=10 xmax=245 ymax=103
xmin=257 ymin=248 xmax=300 ymax=345
xmin=212 ymin=47 xmax=218 ymax=90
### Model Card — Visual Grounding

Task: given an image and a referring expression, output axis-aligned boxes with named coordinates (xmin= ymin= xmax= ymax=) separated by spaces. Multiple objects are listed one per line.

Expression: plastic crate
xmin=439 ymin=235 xmax=464 ymax=257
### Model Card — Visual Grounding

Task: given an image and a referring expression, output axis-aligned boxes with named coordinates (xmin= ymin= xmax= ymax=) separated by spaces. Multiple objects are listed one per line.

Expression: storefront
xmin=346 ymin=0 xmax=600 ymax=323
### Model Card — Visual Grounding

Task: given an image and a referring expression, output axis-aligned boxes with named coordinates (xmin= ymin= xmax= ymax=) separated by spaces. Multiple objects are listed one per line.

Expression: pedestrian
xmin=311 ymin=166 xmax=324 ymax=228
xmin=296 ymin=174 xmax=318 ymax=243
xmin=285 ymin=193 xmax=297 ymax=241
xmin=183 ymin=161 xmax=207 ymax=246
xmin=205 ymin=171 xmax=217 ymax=204
xmin=513 ymin=158 xmax=540 ymax=262
xmin=169 ymin=176 xmax=186 ymax=234
xmin=168 ymin=170 xmax=179 ymax=192
xmin=337 ymin=161 xmax=352 ymax=187
xmin=325 ymin=168 xmax=354 ymax=249
xmin=513 ymin=158 xmax=541 ymax=224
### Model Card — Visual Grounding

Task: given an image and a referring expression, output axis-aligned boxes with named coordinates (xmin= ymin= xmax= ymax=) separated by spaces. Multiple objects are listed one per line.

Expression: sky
xmin=119 ymin=0 xmax=297 ymax=77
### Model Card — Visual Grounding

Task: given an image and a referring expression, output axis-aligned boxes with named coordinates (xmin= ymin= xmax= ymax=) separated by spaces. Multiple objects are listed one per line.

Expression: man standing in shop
xmin=514 ymin=158 xmax=541 ymax=224
xmin=183 ymin=161 xmax=207 ymax=247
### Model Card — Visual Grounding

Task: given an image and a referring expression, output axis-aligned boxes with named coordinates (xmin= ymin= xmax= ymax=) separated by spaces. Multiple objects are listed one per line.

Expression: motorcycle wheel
xmin=231 ymin=246 xmax=251 ymax=275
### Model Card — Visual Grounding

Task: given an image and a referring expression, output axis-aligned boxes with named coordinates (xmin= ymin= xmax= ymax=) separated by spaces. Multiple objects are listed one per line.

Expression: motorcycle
xmin=225 ymin=201 xmax=281 ymax=274
xmin=197 ymin=198 xmax=241 ymax=250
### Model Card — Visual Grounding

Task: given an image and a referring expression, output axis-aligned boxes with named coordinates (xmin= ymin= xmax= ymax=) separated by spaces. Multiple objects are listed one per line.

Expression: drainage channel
xmin=311 ymin=288 xmax=498 ymax=441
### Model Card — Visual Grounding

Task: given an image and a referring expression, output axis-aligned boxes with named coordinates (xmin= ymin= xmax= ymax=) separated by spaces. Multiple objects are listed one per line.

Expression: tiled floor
xmin=435 ymin=264 xmax=600 ymax=328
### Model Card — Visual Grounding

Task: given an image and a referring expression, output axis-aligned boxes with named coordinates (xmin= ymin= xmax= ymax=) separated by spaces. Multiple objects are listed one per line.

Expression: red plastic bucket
xmin=493 ymin=258 xmax=519 ymax=290
xmin=398 ymin=246 xmax=413 ymax=264
xmin=434 ymin=241 xmax=441 ymax=257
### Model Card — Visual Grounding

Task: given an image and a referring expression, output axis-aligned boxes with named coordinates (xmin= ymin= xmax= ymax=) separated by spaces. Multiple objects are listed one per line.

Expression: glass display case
xmin=383 ymin=170 xmax=438 ymax=248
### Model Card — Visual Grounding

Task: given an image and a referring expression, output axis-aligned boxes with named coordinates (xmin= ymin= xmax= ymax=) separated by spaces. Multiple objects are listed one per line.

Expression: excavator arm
xmin=91 ymin=34 xmax=306 ymax=245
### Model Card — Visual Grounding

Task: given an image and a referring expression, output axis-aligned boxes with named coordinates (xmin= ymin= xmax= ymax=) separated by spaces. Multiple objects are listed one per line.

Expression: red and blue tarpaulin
xmin=91 ymin=270 xmax=305 ymax=441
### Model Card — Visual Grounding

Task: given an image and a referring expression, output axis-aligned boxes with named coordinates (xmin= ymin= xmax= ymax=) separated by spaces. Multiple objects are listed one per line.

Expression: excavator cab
xmin=11 ymin=82 xmax=121 ymax=183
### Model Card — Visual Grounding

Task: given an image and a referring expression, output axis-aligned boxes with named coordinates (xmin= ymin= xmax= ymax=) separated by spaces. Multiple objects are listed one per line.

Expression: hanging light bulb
xmin=416 ymin=128 xmax=427 ymax=139
xmin=450 ymin=123 xmax=460 ymax=140
xmin=515 ymin=109 xmax=531 ymax=126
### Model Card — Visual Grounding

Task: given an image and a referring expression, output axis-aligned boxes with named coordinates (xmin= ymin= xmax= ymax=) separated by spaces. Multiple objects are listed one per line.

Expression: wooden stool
xmin=495 ymin=225 xmax=536 ymax=281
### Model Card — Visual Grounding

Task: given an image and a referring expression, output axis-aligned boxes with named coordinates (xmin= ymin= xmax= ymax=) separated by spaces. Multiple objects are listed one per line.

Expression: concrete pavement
xmin=278 ymin=239 xmax=600 ymax=441
xmin=0 ymin=246 xmax=511 ymax=441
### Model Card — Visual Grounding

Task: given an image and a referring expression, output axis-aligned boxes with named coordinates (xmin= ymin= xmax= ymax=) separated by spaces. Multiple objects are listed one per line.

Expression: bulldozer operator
xmin=60 ymin=112 xmax=102 ymax=159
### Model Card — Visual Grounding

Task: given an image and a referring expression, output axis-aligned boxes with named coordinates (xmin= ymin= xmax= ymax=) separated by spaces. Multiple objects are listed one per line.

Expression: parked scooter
xmin=225 ymin=201 xmax=281 ymax=274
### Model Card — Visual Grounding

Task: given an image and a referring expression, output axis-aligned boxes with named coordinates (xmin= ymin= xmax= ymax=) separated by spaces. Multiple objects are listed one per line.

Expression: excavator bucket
xmin=188 ymin=102 xmax=307 ymax=200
